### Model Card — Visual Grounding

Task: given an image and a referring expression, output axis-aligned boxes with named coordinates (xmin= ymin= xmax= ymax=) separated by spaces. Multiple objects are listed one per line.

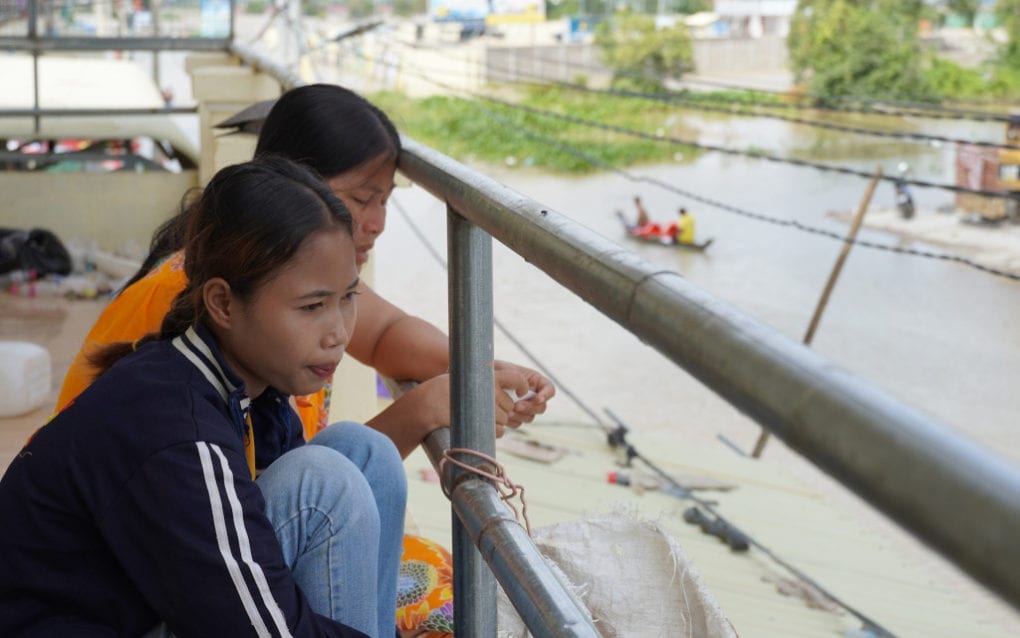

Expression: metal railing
xmin=1 ymin=0 xmax=231 ymax=133
xmin=224 ymin=36 xmax=1020 ymax=621
xmin=396 ymin=137 xmax=1020 ymax=611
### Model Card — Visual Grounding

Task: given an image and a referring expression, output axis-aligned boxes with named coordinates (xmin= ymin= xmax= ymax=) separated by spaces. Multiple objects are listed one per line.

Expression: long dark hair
xmin=90 ymin=155 xmax=353 ymax=374
xmin=123 ymin=83 xmax=400 ymax=289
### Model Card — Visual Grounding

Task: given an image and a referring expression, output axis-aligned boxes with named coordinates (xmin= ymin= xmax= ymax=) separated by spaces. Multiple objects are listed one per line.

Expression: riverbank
xmin=828 ymin=206 xmax=1020 ymax=277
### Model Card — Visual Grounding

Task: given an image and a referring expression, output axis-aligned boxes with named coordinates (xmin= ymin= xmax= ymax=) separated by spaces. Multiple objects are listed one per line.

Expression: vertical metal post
xmin=152 ymin=0 xmax=162 ymax=88
xmin=447 ymin=204 xmax=498 ymax=635
xmin=29 ymin=0 xmax=40 ymax=134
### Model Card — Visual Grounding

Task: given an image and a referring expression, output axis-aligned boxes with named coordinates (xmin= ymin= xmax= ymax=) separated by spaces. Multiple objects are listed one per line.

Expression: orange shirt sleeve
xmin=55 ymin=252 xmax=188 ymax=413
xmin=294 ymin=389 xmax=329 ymax=443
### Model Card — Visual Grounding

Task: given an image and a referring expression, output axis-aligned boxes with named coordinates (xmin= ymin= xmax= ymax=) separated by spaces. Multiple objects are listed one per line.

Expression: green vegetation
xmin=392 ymin=0 xmax=428 ymax=17
xmin=244 ymin=0 xmax=267 ymax=14
xmin=675 ymin=0 xmax=711 ymax=13
xmin=788 ymin=0 xmax=1020 ymax=101
xmin=946 ymin=0 xmax=980 ymax=25
xmin=788 ymin=0 xmax=932 ymax=101
xmin=594 ymin=13 xmax=693 ymax=93
xmin=996 ymin=0 xmax=1020 ymax=82
xmin=370 ymin=86 xmax=699 ymax=173
xmin=546 ymin=0 xmax=612 ymax=21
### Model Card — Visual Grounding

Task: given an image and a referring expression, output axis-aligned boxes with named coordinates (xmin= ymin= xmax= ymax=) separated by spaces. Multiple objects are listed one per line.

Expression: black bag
xmin=0 ymin=228 xmax=73 ymax=276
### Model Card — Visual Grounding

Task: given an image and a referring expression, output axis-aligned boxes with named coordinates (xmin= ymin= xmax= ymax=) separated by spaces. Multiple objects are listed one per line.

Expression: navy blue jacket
xmin=0 ymin=325 xmax=368 ymax=638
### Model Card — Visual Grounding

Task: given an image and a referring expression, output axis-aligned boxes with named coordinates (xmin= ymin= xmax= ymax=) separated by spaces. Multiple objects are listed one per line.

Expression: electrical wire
xmin=506 ymin=50 xmax=1019 ymax=123
xmin=349 ymin=45 xmax=1020 ymax=283
xmin=368 ymin=36 xmax=1020 ymax=154
xmin=388 ymin=191 xmax=896 ymax=638
xmin=389 ymin=195 xmax=611 ymax=429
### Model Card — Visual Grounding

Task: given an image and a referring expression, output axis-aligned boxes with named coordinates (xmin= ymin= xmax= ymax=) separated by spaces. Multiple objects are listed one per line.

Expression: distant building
xmin=955 ymin=117 xmax=1020 ymax=222
xmin=712 ymin=0 xmax=797 ymax=38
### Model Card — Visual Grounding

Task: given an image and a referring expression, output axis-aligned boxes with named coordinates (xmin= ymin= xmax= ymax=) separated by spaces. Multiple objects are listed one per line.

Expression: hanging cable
xmin=387 ymin=192 xmax=897 ymax=638
xmin=486 ymin=49 xmax=1018 ymax=123
xmin=524 ymin=78 xmax=1020 ymax=152
xmin=346 ymin=43 xmax=1015 ymax=198
xmin=429 ymin=36 xmax=1019 ymax=148
xmin=355 ymin=46 xmax=1020 ymax=282
xmin=389 ymin=195 xmax=610 ymax=428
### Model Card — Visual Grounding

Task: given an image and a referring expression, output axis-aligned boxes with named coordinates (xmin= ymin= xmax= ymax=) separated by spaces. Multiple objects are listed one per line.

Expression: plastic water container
xmin=0 ymin=342 xmax=51 ymax=417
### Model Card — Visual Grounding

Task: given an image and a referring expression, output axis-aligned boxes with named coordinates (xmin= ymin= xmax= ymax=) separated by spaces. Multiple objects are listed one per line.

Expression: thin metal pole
xmin=751 ymin=166 xmax=883 ymax=458
xmin=29 ymin=0 xmax=40 ymax=134
xmin=447 ymin=204 xmax=498 ymax=636
xmin=152 ymin=0 xmax=162 ymax=88
xmin=0 ymin=36 xmax=231 ymax=51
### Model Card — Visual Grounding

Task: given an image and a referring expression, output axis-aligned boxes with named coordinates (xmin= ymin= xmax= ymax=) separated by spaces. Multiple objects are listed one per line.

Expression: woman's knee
xmin=311 ymin=422 xmax=406 ymax=482
xmin=261 ymin=446 xmax=379 ymax=527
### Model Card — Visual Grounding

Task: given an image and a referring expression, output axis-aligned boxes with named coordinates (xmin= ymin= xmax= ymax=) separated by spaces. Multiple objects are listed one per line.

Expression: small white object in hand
xmin=514 ymin=389 xmax=537 ymax=405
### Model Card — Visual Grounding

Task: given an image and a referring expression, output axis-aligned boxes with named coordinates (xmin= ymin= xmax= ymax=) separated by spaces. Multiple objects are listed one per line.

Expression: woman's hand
xmin=369 ymin=364 xmax=556 ymax=456
xmin=493 ymin=360 xmax=556 ymax=428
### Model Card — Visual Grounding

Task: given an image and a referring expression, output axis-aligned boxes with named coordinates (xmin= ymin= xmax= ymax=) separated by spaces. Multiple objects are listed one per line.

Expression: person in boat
xmin=52 ymin=83 xmax=545 ymax=637
xmin=676 ymin=207 xmax=696 ymax=245
xmin=634 ymin=195 xmax=650 ymax=227
xmin=630 ymin=196 xmax=679 ymax=241
xmin=0 ymin=156 xmax=403 ymax=637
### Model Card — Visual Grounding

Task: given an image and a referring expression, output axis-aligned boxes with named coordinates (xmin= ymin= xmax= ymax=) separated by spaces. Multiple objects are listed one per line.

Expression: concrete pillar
xmin=186 ymin=54 xmax=279 ymax=185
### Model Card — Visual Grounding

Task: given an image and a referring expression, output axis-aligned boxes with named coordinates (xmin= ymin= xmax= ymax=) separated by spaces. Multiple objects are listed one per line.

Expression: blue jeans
xmin=298 ymin=421 xmax=407 ymax=637
xmin=144 ymin=421 xmax=406 ymax=638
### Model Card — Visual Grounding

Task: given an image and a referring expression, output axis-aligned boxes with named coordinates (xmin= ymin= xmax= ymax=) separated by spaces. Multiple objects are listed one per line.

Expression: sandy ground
xmin=829 ymin=206 xmax=1020 ymax=277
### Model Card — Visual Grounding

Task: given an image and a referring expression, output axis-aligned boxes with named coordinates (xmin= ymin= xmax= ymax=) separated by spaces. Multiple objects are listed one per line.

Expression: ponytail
xmin=86 ymin=282 xmax=203 ymax=378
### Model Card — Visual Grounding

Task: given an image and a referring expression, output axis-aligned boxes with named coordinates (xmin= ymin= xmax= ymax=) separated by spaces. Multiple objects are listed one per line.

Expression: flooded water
xmin=376 ymin=116 xmax=1020 ymax=467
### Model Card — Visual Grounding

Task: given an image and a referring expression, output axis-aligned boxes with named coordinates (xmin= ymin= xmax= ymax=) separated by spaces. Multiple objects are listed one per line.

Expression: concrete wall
xmin=478 ymin=36 xmax=788 ymax=87
xmin=692 ymin=35 xmax=788 ymax=74
xmin=486 ymin=43 xmax=611 ymax=87
xmin=1 ymin=169 xmax=198 ymax=254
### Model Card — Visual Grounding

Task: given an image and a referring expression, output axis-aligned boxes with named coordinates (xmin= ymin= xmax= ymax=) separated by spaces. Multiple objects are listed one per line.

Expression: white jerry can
xmin=0 ymin=342 xmax=51 ymax=417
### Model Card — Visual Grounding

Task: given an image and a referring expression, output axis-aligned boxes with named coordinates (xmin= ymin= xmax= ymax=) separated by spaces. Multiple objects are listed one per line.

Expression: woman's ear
xmin=202 ymin=278 xmax=234 ymax=329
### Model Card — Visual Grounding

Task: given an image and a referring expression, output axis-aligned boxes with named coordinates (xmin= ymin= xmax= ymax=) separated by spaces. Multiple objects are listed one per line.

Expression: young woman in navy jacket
xmin=0 ymin=156 xmax=404 ymax=637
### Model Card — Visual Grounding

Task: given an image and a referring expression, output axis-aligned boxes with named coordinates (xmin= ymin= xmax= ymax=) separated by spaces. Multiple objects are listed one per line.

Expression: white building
xmin=713 ymin=0 xmax=797 ymax=38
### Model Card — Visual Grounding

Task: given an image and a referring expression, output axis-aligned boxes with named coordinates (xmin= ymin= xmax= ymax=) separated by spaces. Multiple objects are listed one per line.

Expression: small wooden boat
xmin=615 ymin=210 xmax=714 ymax=251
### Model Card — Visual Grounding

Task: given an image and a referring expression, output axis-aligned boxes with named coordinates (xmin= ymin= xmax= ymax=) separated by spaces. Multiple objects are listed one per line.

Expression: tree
xmin=947 ymin=0 xmax=980 ymax=26
xmin=393 ymin=0 xmax=427 ymax=16
xmin=594 ymin=13 xmax=693 ymax=93
xmin=347 ymin=0 xmax=376 ymax=19
xmin=998 ymin=0 xmax=1020 ymax=61
xmin=787 ymin=0 xmax=932 ymax=101
xmin=675 ymin=0 xmax=709 ymax=14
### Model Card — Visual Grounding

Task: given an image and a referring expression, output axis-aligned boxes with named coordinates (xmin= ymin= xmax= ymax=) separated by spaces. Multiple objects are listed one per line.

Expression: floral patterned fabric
xmin=396 ymin=535 xmax=454 ymax=637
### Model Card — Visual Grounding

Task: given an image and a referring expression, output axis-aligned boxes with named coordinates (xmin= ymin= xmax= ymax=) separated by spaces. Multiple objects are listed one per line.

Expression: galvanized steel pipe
xmin=447 ymin=206 xmax=499 ymax=635
xmin=229 ymin=41 xmax=304 ymax=91
xmin=452 ymin=480 xmax=600 ymax=637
